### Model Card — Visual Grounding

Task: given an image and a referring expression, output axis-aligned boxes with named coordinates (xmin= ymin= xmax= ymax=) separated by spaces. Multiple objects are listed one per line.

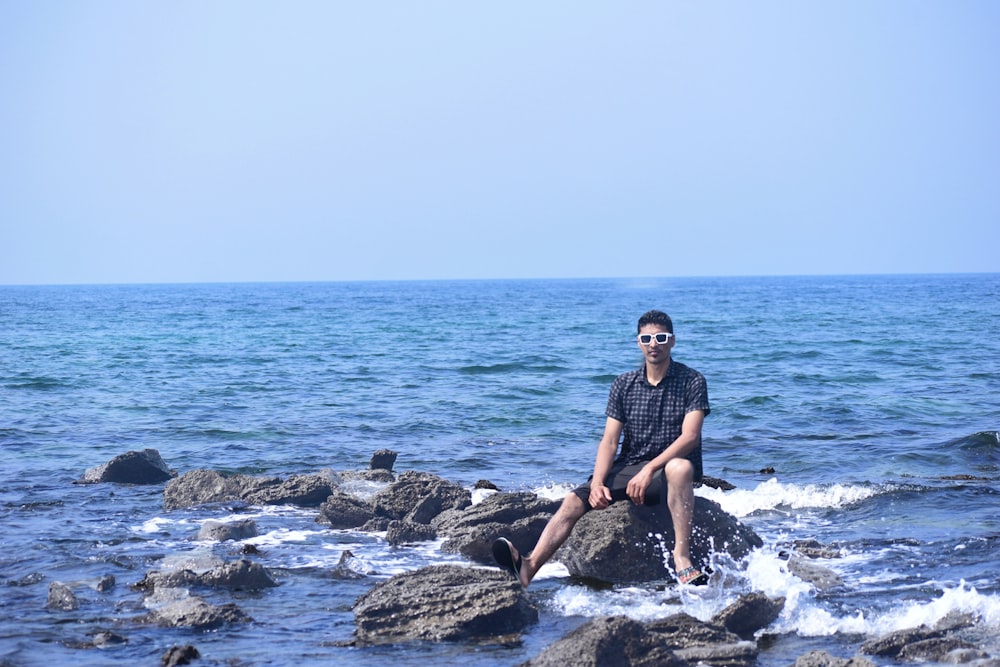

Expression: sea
xmin=1 ymin=274 xmax=998 ymax=667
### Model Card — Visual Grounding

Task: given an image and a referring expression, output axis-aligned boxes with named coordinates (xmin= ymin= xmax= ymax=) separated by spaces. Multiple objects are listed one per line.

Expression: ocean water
xmin=1 ymin=274 xmax=998 ymax=666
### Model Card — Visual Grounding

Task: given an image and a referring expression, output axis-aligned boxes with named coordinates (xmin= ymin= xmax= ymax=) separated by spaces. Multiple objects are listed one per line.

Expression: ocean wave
xmin=697 ymin=478 xmax=890 ymax=518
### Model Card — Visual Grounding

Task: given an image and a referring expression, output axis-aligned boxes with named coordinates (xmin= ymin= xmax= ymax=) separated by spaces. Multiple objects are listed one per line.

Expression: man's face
xmin=637 ymin=323 xmax=674 ymax=366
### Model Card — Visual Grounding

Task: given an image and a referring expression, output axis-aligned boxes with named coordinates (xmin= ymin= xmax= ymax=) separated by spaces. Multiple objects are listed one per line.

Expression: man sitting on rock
xmin=493 ymin=309 xmax=711 ymax=587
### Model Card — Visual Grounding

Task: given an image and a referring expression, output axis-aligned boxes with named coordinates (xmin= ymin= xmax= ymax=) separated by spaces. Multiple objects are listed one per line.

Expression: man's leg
xmin=512 ymin=492 xmax=588 ymax=587
xmin=664 ymin=457 xmax=697 ymax=574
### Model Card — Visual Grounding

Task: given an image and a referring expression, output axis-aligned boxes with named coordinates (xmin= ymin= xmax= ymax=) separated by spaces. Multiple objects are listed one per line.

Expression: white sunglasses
xmin=637 ymin=332 xmax=673 ymax=345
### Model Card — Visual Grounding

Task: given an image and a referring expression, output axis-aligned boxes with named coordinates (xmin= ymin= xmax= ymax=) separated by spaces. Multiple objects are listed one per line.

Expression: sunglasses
xmin=638 ymin=332 xmax=673 ymax=345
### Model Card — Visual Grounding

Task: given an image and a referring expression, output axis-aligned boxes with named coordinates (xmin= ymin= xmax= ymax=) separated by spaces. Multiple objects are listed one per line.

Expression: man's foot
xmin=491 ymin=537 xmax=525 ymax=585
xmin=677 ymin=566 xmax=710 ymax=586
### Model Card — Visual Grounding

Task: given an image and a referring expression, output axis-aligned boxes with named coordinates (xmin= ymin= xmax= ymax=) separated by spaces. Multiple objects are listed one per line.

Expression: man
xmin=493 ymin=309 xmax=711 ymax=587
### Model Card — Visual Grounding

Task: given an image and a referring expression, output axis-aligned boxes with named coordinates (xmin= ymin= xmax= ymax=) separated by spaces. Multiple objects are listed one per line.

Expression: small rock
xmin=80 ymin=448 xmax=176 ymax=485
xmin=711 ymin=592 xmax=785 ymax=639
xmin=370 ymin=449 xmax=398 ymax=471
xmin=197 ymin=518 xmax=258 ymax=542
xmin=46 ymin=581 xmax=79 ymax=610
xmin=162 ymin=644 xmax=201 ymax=666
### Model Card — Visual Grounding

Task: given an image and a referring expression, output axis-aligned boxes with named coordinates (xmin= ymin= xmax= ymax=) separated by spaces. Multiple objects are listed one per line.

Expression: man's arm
xmin=625 ymin=409 xmax=706 ymax=505
xmin=588 ymin=417 xmax=623 ymax=510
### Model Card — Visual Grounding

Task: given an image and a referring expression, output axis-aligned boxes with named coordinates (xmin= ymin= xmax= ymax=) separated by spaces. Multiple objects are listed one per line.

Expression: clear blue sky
xmin=2 ymin=2 xmax=997 ymax=285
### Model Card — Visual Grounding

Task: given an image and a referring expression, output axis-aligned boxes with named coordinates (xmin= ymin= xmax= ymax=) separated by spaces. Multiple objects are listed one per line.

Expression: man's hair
xmin=637 ymin=310 xmax=673 ymax=334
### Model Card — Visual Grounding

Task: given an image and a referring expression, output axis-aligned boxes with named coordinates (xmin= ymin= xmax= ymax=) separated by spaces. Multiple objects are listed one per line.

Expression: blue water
xmin=1 ymin=275 xmax=998 ymax=666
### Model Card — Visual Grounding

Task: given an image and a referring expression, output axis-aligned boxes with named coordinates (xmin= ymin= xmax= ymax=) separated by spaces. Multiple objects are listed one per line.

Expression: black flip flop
xmin=491 ymin=537 xmax=523 ymax=581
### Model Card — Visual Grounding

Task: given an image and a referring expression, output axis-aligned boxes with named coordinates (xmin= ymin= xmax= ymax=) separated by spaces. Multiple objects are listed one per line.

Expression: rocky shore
xmin=54 ymin=448 xmax=999 ymax=666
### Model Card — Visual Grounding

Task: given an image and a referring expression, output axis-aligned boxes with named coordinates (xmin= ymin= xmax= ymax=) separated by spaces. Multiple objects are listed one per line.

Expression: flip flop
xmin=491 ymin=537 xmax=524 ymax=582
xmin=677 ymin=566 xmax=710 ymax=586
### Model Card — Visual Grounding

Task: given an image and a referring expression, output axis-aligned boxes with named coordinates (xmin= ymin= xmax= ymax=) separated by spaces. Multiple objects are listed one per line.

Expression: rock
xmin=791 ymin=538 xmax=843 ymax=559
xmin=435 ymin=492 xmax=560 ymax=563
xmin=787 ymin=555 xmax=844 ymax=591
xmin=474 ymin=480 xmax=500 ymax=490
xmin=93 ymin=630 xmax=128 ymax=647
xmin=162 ymin=644 xmax=201 ymax=666
xmin=558 ymin=497 xmax=762 ymax=584
xmin=352 ymin=564 xmax=537 ymax=644
xmin=316 ymin=491 xmax=376 ymax=529
xmin=521 ymin=615 xmax=686 ymax=667
xmin=702 ymin=475 xmax=736 ymax=491
xmin=793 ymin=650 xmax=877 ymax=667
xmin=197 ymin=519 xmax=258 ymax=542
xmin=385 ymin=520 xmax=437 ymax=545
xmin=241 ymin=474 xmax=333 ymax=507
xmin=371 ymin=471 xmax=471 ymax=524
xmin=147 ymin=597 xmax=251 ymax=630
xmin=46 ymin=581 xmax=79 ymax=610
xmin=899 ymin=637 xmax=981 ymax=662
xmin=96 ymin=574 xmax=116 ymax=592
xmin=370 ymin=449 xmax=398 ymax=471
xmin=164 ymin=469 xmax=244 ymax=510
xmin=711 ymin=592 xmax=784 ymax=639
xmin=646 ymin=612 xmax=757 ymax=667
xmin=80 ymin=448 xmax=176 ymax=485
xmin=135 ymin=558 xmax=278 ymax=593
xmin=330 ymin=550 xmax=372 ymax=580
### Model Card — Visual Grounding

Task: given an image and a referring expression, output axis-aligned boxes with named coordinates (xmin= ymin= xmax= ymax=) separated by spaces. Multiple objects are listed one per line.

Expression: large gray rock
xmin=646 ymin=612 xmax=757 ymax=667
xmin=80 ymin=448 xmax=176 ymax=485
xmin=435 ymin=491 xmax=561 ymax=563
xmin=371 ymin=471 xmax=471 ymax=524
xmin=521 ymin=616 xmax=686 ymax=667
xmin=241 ymin=474 xmax=333 ymax=507
xmin=146 ymin=596 xmax=250 ymax=630
xmin=793 ymin=651 xmax=877 ymax=667
xmin=197 ymin=519 xmax=258 ymax=542
xmin=711 ymin=592 xmax=785 ymax=639
xmin=134 ymin=558 xmax=278 ymax=593
xmin=316 ymin=491 xmax=376 ymax=529
xmin=164 ymin=469 xmax=244 ymax=510
xmin=352 ymin=565 xmax=537 ymax=644
xmin=558 ymin=497 xmax=762 ymax=584
xmin=164 ymin=469 xmax=333 ymax=510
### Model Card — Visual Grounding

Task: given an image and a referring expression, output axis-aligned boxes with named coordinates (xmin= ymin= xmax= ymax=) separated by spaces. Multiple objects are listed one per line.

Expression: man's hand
xmin=589 ymin=484 xmax=612 ymax=510
xmin=626 ymin=466 xmax=656 ymax=505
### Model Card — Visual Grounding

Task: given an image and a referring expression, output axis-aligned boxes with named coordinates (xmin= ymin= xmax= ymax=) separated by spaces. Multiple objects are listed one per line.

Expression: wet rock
xmin=435 ymin=492 xmax=560 ymax=563
xmin=711 ymin=592 xmax=785 ymax=639
xmin=46 ymin=581 xmax=79 ymax=610
xmin=899 ymin=637 xmax=981 ymax=662
xmin=147 ymin=596 xmax=250 ymax=630
xmin=352 ymin=564 xmax=537 ymax=644
xmin=558 ymin=497 xmax=762 ymax=584
xmin=96 ymin=574 xmax=116 ymax=592
xmin=93 ymin=630 xmax=128 ymax=647
xmin=474 ymin=480 xmax=500 ymax=490
xmin=792 ymin=538 xmax=843 ymax=559
xmin=316 ymin=491 xmax=376 ymax=529
xmin=787 ymin=555 xmax=844 ymax=591
xmin=162 ymin=644 xmax=200 ymax=666
xmin=241 ymin=474 xmax=333 ymax=507
xmin=646 ymin=612 xmax=756 ymax=667
xmin=859 ymin=613 xmax=977 ymax=658
xmin=164 ymin=469 xmax=244 ymax=510
xmin=371 ymin=471 xmax=471 ymax=524
xmin=370 ymin=449 xmax=398 ymax=471
xmin=330 ymin=550 xmax=372 ymax=580
xmin=80 ymin=448 xmax=176 ymax=485
xmin=702 ymin=475 xmax=736 ymax=491
xmin=135 ymin=558 xmax=278 ymax=593
xmin=197 ymin=519 xmax=258 ymax=542
xmin=793 ymin=650 xmax=877 ymax=667
xmin=521 ymin=615 xmax=686 ymax=667
xmin=385 ymin=520 xmax=437 ymax=545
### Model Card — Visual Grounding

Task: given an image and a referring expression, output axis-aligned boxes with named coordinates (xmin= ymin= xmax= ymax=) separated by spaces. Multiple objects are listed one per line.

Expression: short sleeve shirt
xmin=606 ymin=359 xmax=710 ymax=469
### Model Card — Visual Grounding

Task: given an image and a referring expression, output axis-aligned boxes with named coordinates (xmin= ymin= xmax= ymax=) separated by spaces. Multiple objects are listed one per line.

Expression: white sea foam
xmin=697 ymin=478 xmax=887 ymax=518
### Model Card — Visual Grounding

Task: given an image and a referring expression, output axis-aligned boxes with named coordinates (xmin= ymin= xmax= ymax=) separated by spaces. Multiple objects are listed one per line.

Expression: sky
xmin=1 ymin=2 xmax=998 ymax=285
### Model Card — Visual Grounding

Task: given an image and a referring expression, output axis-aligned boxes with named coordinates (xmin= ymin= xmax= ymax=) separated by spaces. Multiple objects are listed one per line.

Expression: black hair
xmin=637 ymin=309 xmax=673 ymax=334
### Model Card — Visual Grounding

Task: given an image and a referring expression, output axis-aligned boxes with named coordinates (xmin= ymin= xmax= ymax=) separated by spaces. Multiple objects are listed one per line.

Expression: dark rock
xmin=197 ymin=518 xmax=258 ymax=542
xmin=792 ymin=538 xmax=843 ymax=559
xmin=162 ymin=644 xmax=201 ymax=666
xmin=521 ymin=615 xmax=686 ymax=667
xmin=371 ymin=471 xmax=471 ymax=524
xmin=316 ymin=491 xmax=376 ymax=529
xmin=80 ymin=448 xmax=176 ymax=485
xmin=164 ymin=469 xmax=244 ymax=510
xmin=861 ymin=622 xmax=952 ymax=657
xmin=46 ymin=582 xmax=79 ymax=610
xmin=96 ymin=574 xmax=116 ymax=592
xmin=435 ymin=492 xmax=560 ymax=563
xmin=352 ymin=564 xmax=536 ymax=644
xmin=793 ymin=650 xmax=877 ymax=667
xmin=474 ymin=479 xmax=500 ymax=490
xmin=787 ymin=555 xmax=844 ymax=591
xmin=241 ymin=474 xmax=333 ymax=507
xmin=899 ymin=637 xmax=981 ymax=662
xmin=558 ymin=497 xmax=762 ymax=584
xmin=339 ymin=469 xmax=396 ymax=483
xmin=360 ymin=516 xmax=393 ymax=532
xmin=645 ymin=612 xmax=757 ymax=666
xmin=147 ymin=597 xmax=251 ymax=630
xmin=711 ymin=592 xmax=785 ymax=639
xmin=330 ymin=550 xmax=372 ymax=580
xmin=760 ymin=467 xmax=776 ymax=474
xmin=370 ymin=449 xmax=398 ymax=471
xmin=702 ymin=476 xmax=736 ymax=491
xmin=386 ymin=520 xmax=437 ymax=545
xmin=93 ymin=630 xmax=128 ymax=647
xmin=135 ymin=558 xmax=277 ymax=593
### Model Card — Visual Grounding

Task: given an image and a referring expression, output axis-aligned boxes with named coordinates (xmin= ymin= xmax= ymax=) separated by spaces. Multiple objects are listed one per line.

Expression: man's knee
xmin=664 ymin=458 xmax=694 ymax=484
xmin=560 ymin=491 xmax=588 ymax=517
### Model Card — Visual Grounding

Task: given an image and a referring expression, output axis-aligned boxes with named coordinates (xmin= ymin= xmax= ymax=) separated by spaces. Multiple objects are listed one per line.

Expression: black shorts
xmin=570 ymin=462 xmax=667 ymax=512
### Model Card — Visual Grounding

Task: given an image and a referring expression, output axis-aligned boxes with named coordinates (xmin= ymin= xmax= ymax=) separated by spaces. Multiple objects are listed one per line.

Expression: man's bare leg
xmin=513 ymin=493 xmax=588 ymax=587
xmin=665 ymin=458 xmax=697 ymax=575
